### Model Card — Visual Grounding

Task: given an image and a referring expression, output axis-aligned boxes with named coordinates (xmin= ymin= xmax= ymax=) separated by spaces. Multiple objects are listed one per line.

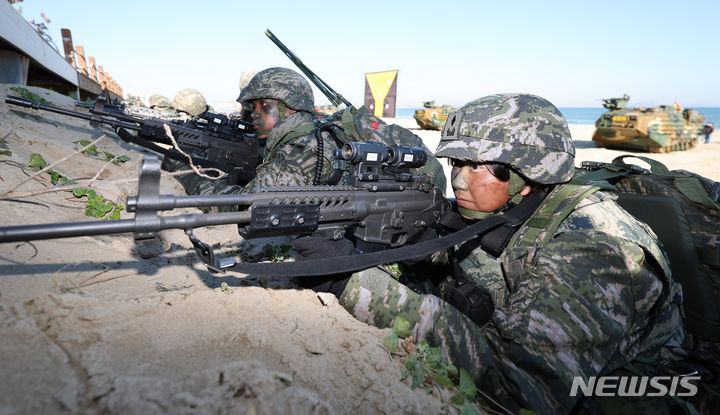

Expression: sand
xmin=0 ymin=85 xmax=718 ymax=414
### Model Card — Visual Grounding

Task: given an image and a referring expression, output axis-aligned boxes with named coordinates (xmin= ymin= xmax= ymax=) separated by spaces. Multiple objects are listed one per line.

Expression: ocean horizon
xmin=396 ymin=107 xmax=720 ymax=127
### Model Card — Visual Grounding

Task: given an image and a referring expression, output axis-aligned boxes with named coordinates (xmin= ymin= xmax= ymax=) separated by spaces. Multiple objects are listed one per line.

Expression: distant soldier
xmin=239 ymin=69 xmax=259 ymax=91
xmin=148 ymin=94 xmax=174 ymax=111
xmin=123 ymin=94 xmax=145 ymax=107
xmin=173 ymin=88 xmax=209 ymax=117
xmin=703 ymin=121 xmax=714 ymax=144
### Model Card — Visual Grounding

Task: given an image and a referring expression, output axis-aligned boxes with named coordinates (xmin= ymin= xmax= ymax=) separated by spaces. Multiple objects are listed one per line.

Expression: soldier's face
xmin=451 ymin=162 xmax=512 ymax=214
xmin=243 ymin=99 xmax=282 ymax=139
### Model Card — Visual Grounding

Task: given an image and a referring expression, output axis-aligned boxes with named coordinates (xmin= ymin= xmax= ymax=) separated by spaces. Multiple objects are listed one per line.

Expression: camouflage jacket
xmin=239 ymin=111 xmax=336 ymax=189
xmin=176 ymin=111 xmax=337 ymax=211
xmin=339 ymin=185 xmax=684 ymax=414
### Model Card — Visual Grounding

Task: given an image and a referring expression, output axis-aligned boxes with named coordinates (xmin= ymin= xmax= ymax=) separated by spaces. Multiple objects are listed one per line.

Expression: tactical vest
xmin=266 ymin=106 xmax=448 ymax=193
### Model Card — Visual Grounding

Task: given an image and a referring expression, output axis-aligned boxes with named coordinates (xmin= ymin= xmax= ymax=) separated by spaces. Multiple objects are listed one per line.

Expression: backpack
xmin=576 ymin=155 xmax=720 ymax=347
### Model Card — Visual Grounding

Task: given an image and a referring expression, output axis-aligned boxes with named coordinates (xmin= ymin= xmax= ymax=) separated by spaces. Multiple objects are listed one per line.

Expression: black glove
xmin=292 ymin=236 xmax=355 ymax=297
xmin=292 ymin=235 xmax=355 ymax=260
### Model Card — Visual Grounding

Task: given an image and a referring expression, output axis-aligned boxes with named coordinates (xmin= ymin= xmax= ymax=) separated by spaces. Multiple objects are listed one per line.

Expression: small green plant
xmin=0 ymin=139 xmax=11 ymax=156
xmin=384 ymin=317 xmax=483 ymax=414
xmin=10 ymin=86 xmax=52 ymax=105
xmin=28 ymin=153 xmax=74 ymax=185
xmin=220 ymin=282 xmax=230 ymax=294
xmin=72 ymin=140 xmax=130 ymax=165
xmin=28 ymin=153 xmax=123 ymax=220
xmin=270 ymin=244 xmax=292 ymax=261
xmin=72 ymin=188 xmax=123 ymax=219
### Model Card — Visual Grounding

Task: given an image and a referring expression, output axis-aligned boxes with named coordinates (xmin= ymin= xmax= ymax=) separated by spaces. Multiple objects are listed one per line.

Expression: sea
xmin=396 ymin=107 xmax=720 ymax=127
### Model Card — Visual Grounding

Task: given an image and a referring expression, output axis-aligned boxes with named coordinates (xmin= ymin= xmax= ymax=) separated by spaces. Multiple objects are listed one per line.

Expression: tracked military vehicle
xmin=592 ymin=94 xmax=706 ymax=152
xmin=413 ymin=101 xmax=455 ymax=130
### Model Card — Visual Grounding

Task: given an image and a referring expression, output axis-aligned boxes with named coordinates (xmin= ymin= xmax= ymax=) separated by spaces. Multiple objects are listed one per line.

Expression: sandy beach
xmin=0 ymin=85 xmax=718 ymax=414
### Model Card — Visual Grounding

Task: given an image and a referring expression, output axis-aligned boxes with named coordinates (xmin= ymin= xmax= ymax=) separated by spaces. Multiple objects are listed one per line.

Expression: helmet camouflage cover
xmin=173 ymin=88 xmax=207 ymax=116
xmin=435 ymin=93 xmax=575 ymax=184
xmin=236 ymin=67 xmax=314 ymax=113
xmin=148 ymin=94 xmax=173 ymax=109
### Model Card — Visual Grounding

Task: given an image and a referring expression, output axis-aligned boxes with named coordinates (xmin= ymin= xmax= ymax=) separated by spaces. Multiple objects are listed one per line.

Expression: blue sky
xmin=12 ymin=0 xmax=720 ymax=108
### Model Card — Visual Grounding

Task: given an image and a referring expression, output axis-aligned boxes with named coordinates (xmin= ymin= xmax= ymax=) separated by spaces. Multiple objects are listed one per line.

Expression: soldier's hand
xmin=292 ymin=236 xmax=354 ymax=261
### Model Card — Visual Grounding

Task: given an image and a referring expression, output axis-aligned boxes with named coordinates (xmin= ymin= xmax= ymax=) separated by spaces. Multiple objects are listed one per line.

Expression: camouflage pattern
xmin=609 ymin=165 xmax=720 ymax=365
xmin=173 ymin=88 xmax=207 ymax=116
xmin=338 ymin=187 xmax=684 ymax=414
xmin=435 ymin=94 xmax=575 ymax=184
xmin=122 ymin=94 xmax=145 ymax=107
xmin=413 ymin=101 xmax=456 ymax=130
xmin=175 ymin=111 xmax=337 ymax=212
xmin=178 ymin=109 xmax=448 ymax=201
xmin=236 ymin=68 xmax=314 ymax=113
xmin=239 ymin=69 xmax=259 ymax=91
xmin=148 ymin=94 xmax=173 ymax=109
xmin=122 ymin=105 xmax=185 ymax=122
xmin=592 ymin=95 xmax=707 ymax=152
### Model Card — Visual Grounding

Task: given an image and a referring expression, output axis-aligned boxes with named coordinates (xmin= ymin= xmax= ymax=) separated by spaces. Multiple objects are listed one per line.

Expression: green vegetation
xmin=384 ymin=317 xmax=483 ymax=414
xmin=72 ymin=140 xmax=131 ymax=165
xmin=10 ymin=86 xmax=52 ymax=105
xmin=69 ymin=93 xmax=94 ymax=106
xmin=270 ymin=244 xmax=292 ymax=262
xmin=28 ymin=153 xmax=73 ymax=185
xmin=0 ymin=139 xmax=11 ymax=156
xmin=28 ymin=153 xmax=123 ymax=220
xmin=72 ymin=188 xmax=123 ymax=220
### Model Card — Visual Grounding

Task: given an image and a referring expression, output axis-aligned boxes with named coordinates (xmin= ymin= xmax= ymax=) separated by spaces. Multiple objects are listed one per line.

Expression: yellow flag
xmin=364 ymin=70 xmax=398 ymax=117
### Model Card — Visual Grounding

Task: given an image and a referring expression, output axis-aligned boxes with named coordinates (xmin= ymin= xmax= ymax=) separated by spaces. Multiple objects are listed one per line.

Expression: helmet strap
xmin=457 ymin=206 xmax=495 ymax=220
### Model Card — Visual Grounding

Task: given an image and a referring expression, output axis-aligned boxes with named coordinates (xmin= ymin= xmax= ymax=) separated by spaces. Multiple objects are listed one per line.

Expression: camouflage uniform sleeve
xmin=339 ymin=229 xmax=672 ymax=414
xmin=239 ymin=131 xmax=337 ymax=190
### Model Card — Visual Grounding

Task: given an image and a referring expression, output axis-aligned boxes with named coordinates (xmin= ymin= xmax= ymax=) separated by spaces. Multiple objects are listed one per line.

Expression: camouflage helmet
xmin=236 ymin=67 xmax=314 ymax=113
xmin=239 ymin=69 xmax=259 ymax=90
xmin=435 ymin=93 xmax=575 ymax=184
xmin=148 ymin=94 xmax=173 ymax=109
xmin=173 ymin=88 xmax=207 ymax=116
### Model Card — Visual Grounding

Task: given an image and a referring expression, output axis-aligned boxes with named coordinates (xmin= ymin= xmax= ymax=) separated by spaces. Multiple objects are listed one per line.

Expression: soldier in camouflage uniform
xmin=327 ymin=94 xmax=686 ymax=414
xmin=176 ymin=67 xmax=339 ymax=203
xmin=173 ymin=88 xmax=209 ymax=116
xmin=148 ymin=94 xmax=174 ymax=110
xmin=179 ymin=67 xmax=446 ymax=203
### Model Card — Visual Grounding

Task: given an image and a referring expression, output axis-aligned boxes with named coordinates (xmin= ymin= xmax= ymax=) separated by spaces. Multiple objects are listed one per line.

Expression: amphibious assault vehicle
xmin=413 ymin=101 xmax=455 ymax=130
xmin=592 ymin=94 xmax=706 ymax=152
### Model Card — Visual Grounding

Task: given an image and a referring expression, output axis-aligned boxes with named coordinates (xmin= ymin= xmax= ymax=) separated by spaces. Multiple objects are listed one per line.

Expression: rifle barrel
xmin=5 ymin=95 xmax=141 ymax=131
xmin=0 ymin=211 xmax=252 ymax=243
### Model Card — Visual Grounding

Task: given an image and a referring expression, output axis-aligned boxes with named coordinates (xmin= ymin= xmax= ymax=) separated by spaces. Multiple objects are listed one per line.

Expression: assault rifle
xmin=0 ymin=142 xmax=451 ymax=275
xmin=75 ymin=93 xmax=187 ymax=122
xmin=5 ymin=94 xmax=262 ymax=186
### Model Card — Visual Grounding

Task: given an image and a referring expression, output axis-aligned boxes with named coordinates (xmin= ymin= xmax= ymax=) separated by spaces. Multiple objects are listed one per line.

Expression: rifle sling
xmin=226 ymin=189 xmax=546 ymax=277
